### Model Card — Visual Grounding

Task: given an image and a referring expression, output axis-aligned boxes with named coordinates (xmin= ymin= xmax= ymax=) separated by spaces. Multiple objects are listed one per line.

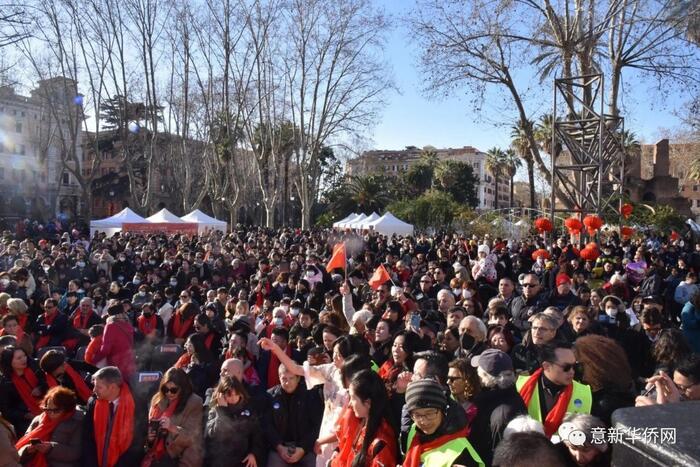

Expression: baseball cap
xmin=471 ymin=349 xmax=513 ymax=376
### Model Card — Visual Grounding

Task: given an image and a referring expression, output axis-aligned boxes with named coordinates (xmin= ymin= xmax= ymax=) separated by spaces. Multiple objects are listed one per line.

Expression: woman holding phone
xmin=16 ymin=386 xmax=83 ymax=467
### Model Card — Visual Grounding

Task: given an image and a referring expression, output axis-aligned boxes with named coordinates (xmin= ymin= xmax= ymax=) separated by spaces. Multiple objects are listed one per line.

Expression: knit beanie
xmin=405 ymin=378 xmax=448 ymax=412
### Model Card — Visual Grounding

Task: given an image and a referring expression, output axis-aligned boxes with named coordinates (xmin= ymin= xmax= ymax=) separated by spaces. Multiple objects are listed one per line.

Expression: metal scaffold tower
xmin=550 ymin=74 xmax=626 ymax=221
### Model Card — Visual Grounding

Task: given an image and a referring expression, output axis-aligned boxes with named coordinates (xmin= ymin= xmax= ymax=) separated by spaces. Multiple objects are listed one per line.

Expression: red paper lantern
xmin=583 ymin=215 xmax=603 ymax=235
xmin=580 ymin=247 xmax=600 ymax=262
xmin=532 ymin=249 xmax=550 ymax=261
xmin=620 ymin=203 xmax=633 ymax=219
xmin=620 ymin=226 xmax=634 ymax=238
xmin=534 ymin=217 xmax=553 ymax=233
xmin=565 ymin=217 xmax=583 ymax=235
xmin=585 ymin=242 xmax=598 ymax=250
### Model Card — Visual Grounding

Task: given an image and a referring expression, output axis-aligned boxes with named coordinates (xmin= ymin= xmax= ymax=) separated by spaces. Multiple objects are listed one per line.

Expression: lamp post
xmin=289 ymin=195 xmax=295 ymax=227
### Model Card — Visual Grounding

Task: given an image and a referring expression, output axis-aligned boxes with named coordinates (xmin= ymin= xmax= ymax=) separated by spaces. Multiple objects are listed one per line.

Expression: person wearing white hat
xmin=472 ymin=244 xmax=497 ymax=285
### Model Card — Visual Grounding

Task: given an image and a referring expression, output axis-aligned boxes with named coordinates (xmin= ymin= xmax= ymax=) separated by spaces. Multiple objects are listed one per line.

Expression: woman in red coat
xmin=91 ymin=304 xmax=136 ymax=381
xmin=332 ymin=370 xmax=397 ymax=467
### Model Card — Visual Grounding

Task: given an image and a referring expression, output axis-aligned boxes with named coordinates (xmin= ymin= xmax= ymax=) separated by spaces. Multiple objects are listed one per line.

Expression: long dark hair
xmin=152 ymin=368 xmax=194 ymax=414
xmin=187 ymin=333 xmax=215 ymax=364
xmin=0 ymin=346 xmax=26 ymax=375
xmin=349 ymin=370 xmax=395 ymax=467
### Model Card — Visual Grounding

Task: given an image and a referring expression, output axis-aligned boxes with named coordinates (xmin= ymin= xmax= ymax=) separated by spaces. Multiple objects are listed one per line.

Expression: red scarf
xmin=403 ymin=426 xmax=469 ymax=467
xmin=137 ymin=314 xmax=158 ymax=336
xmin=267 ymin=345 xmax=292 ymax=389
xmin=170 ymin=313 xmax=194 ymax=339
xmin=36 ymin=312 xmax=58 ymax=349
xmin=518 ymin=367 xmax=574 ymax=437
xmin=94 ymin=384 xmax=134 ymax=467
xmin=18 ymin=313 xmax=28 ymax=331
xmin=173 ymin=353 xmax=191 ymax=369
xmin=144 ymin=399 xmax=178 ymax=462
xmin=11 ymin=368 xmax=42 ymax=416
xmin=16 ymin=410 xmax=75 ymax=467
xmin=72 ymin=309 xmax=94 ymax=330
xmin=0 ymin=326 xmax=25 ymax=342
xmin=46 ymin=363 xmax=92 ymax=404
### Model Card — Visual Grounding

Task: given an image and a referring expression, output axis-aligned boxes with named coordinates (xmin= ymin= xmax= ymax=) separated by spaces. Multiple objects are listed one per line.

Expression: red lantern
xmin=532 ymin=249 xmax=550 ymax=261
xmin=583 ymin=215 xmax=603 ymax=235
xmin=620 ymin=203 xmax=633 ymax=219
xmin=620 ymin=226 xmax=634 ymax=238
xmin=565 ymin=217 xmax=583 ymax=235
xmin=585 ymin=242 xmax=598 ymax=250
xmin=534 ymin=217 xmax=553 ymax=233
xmin=580 ymin=247 xmax=600 ymax=262
xmin=670 ymin=231 xmax=680 ymax=241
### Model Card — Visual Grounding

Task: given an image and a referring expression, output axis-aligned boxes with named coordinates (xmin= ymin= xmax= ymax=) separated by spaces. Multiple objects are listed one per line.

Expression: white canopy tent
xmin=89 ymin=208 xmax=146 ymax=237
xmin=346 ymin=213 xmax=369 ymax=229
xmin=180 ymin=209 xmax=227 ymax=234
xmin=333 ymin=212 xmax=359 ymax=228
xmin=367 ymin=212 xmax=414 ymax=236
xmin=145 ymin=208 xmax=187 ymax=223
xmin=341 ymin=213 xmax=366 ymax=229
xmin=359 ymin=212 xmax=380 ymax=229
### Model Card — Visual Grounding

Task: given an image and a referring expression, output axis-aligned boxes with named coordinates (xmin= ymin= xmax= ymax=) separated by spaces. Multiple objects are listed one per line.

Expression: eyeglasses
xmin=522 ymin=283 xmax=538 ymax=288
xmin=551 ymin=361 xmax=577 ymax=372
xmin=410 ymin=408 xmax=440 ymax=423
xmin=161 ymin=386 xmax=180 ymax=394
xmin=42 ymin=406 xmax=62 ymax=414
xmin=675 ymin=381 xmax=698 ymax=394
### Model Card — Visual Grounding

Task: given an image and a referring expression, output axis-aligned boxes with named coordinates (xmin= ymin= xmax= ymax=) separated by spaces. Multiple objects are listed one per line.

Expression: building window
xmin=62 ymin=173 xmax=69 ymax=185
xmin=0 ymin=168 xmax=4 ymax=179
xmin=19 ymin=144 xmax=25 ymax=155
xmin=693 ymin=185 xmax=699 ymax=191
xmin=15 ymin=122 xmax=21 ymax=133
xmin=20 ymin=170 xmax=25 ymax=182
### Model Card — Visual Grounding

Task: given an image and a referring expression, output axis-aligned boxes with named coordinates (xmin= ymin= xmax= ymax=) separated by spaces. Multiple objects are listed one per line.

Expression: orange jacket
xmin=332 ymin=408 xmax=397 ymax=467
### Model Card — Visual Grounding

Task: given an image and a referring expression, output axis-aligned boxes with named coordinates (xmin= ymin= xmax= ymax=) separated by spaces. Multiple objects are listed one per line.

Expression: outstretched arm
xmin=258 ymin=338 xmax=304 ymax=376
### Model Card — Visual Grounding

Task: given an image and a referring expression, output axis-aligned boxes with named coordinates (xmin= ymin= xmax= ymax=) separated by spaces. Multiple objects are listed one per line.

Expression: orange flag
xmin=368 ymin=264 xmax=392 ymax=290
xmin=326 ymin=243 xmax=346 ymax=272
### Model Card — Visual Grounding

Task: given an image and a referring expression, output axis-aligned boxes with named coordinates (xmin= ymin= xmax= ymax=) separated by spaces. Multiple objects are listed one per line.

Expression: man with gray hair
xmin=82 ymin=366 xmax=142 ymax=467
xmin=458 ymin=316 xmax=489 ymax=359
xmin=512 ymin=312 xmax=560 ymax=374
xmin=468 ymin=349 xmax=527 ymax=466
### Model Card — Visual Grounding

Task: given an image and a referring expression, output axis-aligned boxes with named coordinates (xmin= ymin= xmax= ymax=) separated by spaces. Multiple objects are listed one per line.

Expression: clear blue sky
xmin=370 ymin=1 xmax=687 ymax=153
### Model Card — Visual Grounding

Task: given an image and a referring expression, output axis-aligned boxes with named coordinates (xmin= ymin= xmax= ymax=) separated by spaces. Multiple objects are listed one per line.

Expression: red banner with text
xmin=122 ymin=223 xmax=198 ymax=236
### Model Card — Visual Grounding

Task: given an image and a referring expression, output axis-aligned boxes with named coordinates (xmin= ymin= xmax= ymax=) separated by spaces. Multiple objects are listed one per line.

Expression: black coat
xmin=205 ymin=403 xmax=265 ymax=467
xmin=468 ymin=386 xmax=527 ymax=466
xmin=0 ymin=361 xmax=47 ymax=434
xmin=264 ymin=383 xmax=322 ymax=454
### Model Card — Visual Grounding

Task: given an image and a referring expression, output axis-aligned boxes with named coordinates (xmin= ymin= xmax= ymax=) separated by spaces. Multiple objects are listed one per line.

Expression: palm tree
xmin=619 ymin=129 xmax=641 ymax=155
xmin=345 ymin=175 xmax=391 ymax=213
xmin=503 ymin=148 xmax=523 ymax=208
xmin=511 ymin=119 xmax=536 ymax=210
xmin=485 ymin=147 xmax=506 ymax=209
xmin=535 ymin=114 xmax=561 ymax=157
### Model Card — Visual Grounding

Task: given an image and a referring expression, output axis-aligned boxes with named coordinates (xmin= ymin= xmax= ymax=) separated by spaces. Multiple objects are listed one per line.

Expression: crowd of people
xmin=0 ymin=224 xmax=698 ymax=467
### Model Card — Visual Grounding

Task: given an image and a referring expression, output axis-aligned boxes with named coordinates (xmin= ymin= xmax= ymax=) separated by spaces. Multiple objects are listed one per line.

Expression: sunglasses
xmin=161 ymin=386 xmax=180 ymax=394
xmin=521 ymin=283 xmax=538 ymax=288
xmin=552 ymin=361 xmax=578 ymax=372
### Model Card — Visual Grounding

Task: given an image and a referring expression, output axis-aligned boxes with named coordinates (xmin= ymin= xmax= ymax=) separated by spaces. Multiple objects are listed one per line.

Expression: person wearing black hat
xmin=468 ymin=349 xmax=526 ymax=466
xmin=403 ymin=378 xmax=485 ymax=467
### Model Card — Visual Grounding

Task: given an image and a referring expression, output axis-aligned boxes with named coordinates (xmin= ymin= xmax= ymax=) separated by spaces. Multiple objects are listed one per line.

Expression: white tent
xmin=359 ymin=212 xmax=380 ymax=229
xmin=346 ymin=213 xmax=368 ymax=229
xmin=336 ymin=213 xmax=361 ymax=228
xmin=367 ymin=212 xmax=414 ymax=236
xmin=180 ymin=209 xmax=227 ymax=234
xmin=333 ymin=212 xmax=359 ymax=228
xmin=146 ymin=208 xmax=186 ymax=223
xmin=90 ymin=208 xmax=146 ymax=237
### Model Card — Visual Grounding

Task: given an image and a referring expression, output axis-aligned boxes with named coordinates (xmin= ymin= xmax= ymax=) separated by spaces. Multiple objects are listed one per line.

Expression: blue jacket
xmin=681 ymin=302 xmax=700 ymax=354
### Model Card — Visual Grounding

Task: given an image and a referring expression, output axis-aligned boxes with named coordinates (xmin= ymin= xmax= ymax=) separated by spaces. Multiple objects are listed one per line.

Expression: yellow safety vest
xmin=515 ymin=375 xmax=592 ymax=424
xmin=406 ymin=424 xmax=485 ymax=467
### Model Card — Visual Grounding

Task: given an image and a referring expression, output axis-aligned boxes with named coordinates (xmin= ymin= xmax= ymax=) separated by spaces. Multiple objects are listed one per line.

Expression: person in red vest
xmin=35 ymin=299 xmax=69 ymax=351
xmin=39 ymin=350 xmax=93 ymax=405
xmin=0 ymin=314 xmax=33 ymax=357
xmin=167 ymin=302 xmax=198 ymax=346
xmin=65 ymin=297 xmax=103 ymax=351
xmin=81 ymin=366 xmax=140 ymax=467
xmin=136 ymin=302 xmax=164 ymax=342
xmin=0 ymin=346 xmax=47 ymax=434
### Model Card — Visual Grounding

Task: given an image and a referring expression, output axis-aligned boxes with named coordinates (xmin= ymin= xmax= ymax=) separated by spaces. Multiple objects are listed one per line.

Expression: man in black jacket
xmin=510 ymin=274 xmax=548 ymax=332
xmin=265 ymin=364 xmax=322 ymax=467
xmin=469 ymin=349 xmax=527 ymax=467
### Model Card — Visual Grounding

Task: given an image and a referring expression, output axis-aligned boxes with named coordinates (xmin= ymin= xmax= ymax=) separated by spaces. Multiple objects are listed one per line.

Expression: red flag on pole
xmin=326 ymin=243 xmax=346 ymax=272
xmin=368 ymin=264 xmax=392 ymax=290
